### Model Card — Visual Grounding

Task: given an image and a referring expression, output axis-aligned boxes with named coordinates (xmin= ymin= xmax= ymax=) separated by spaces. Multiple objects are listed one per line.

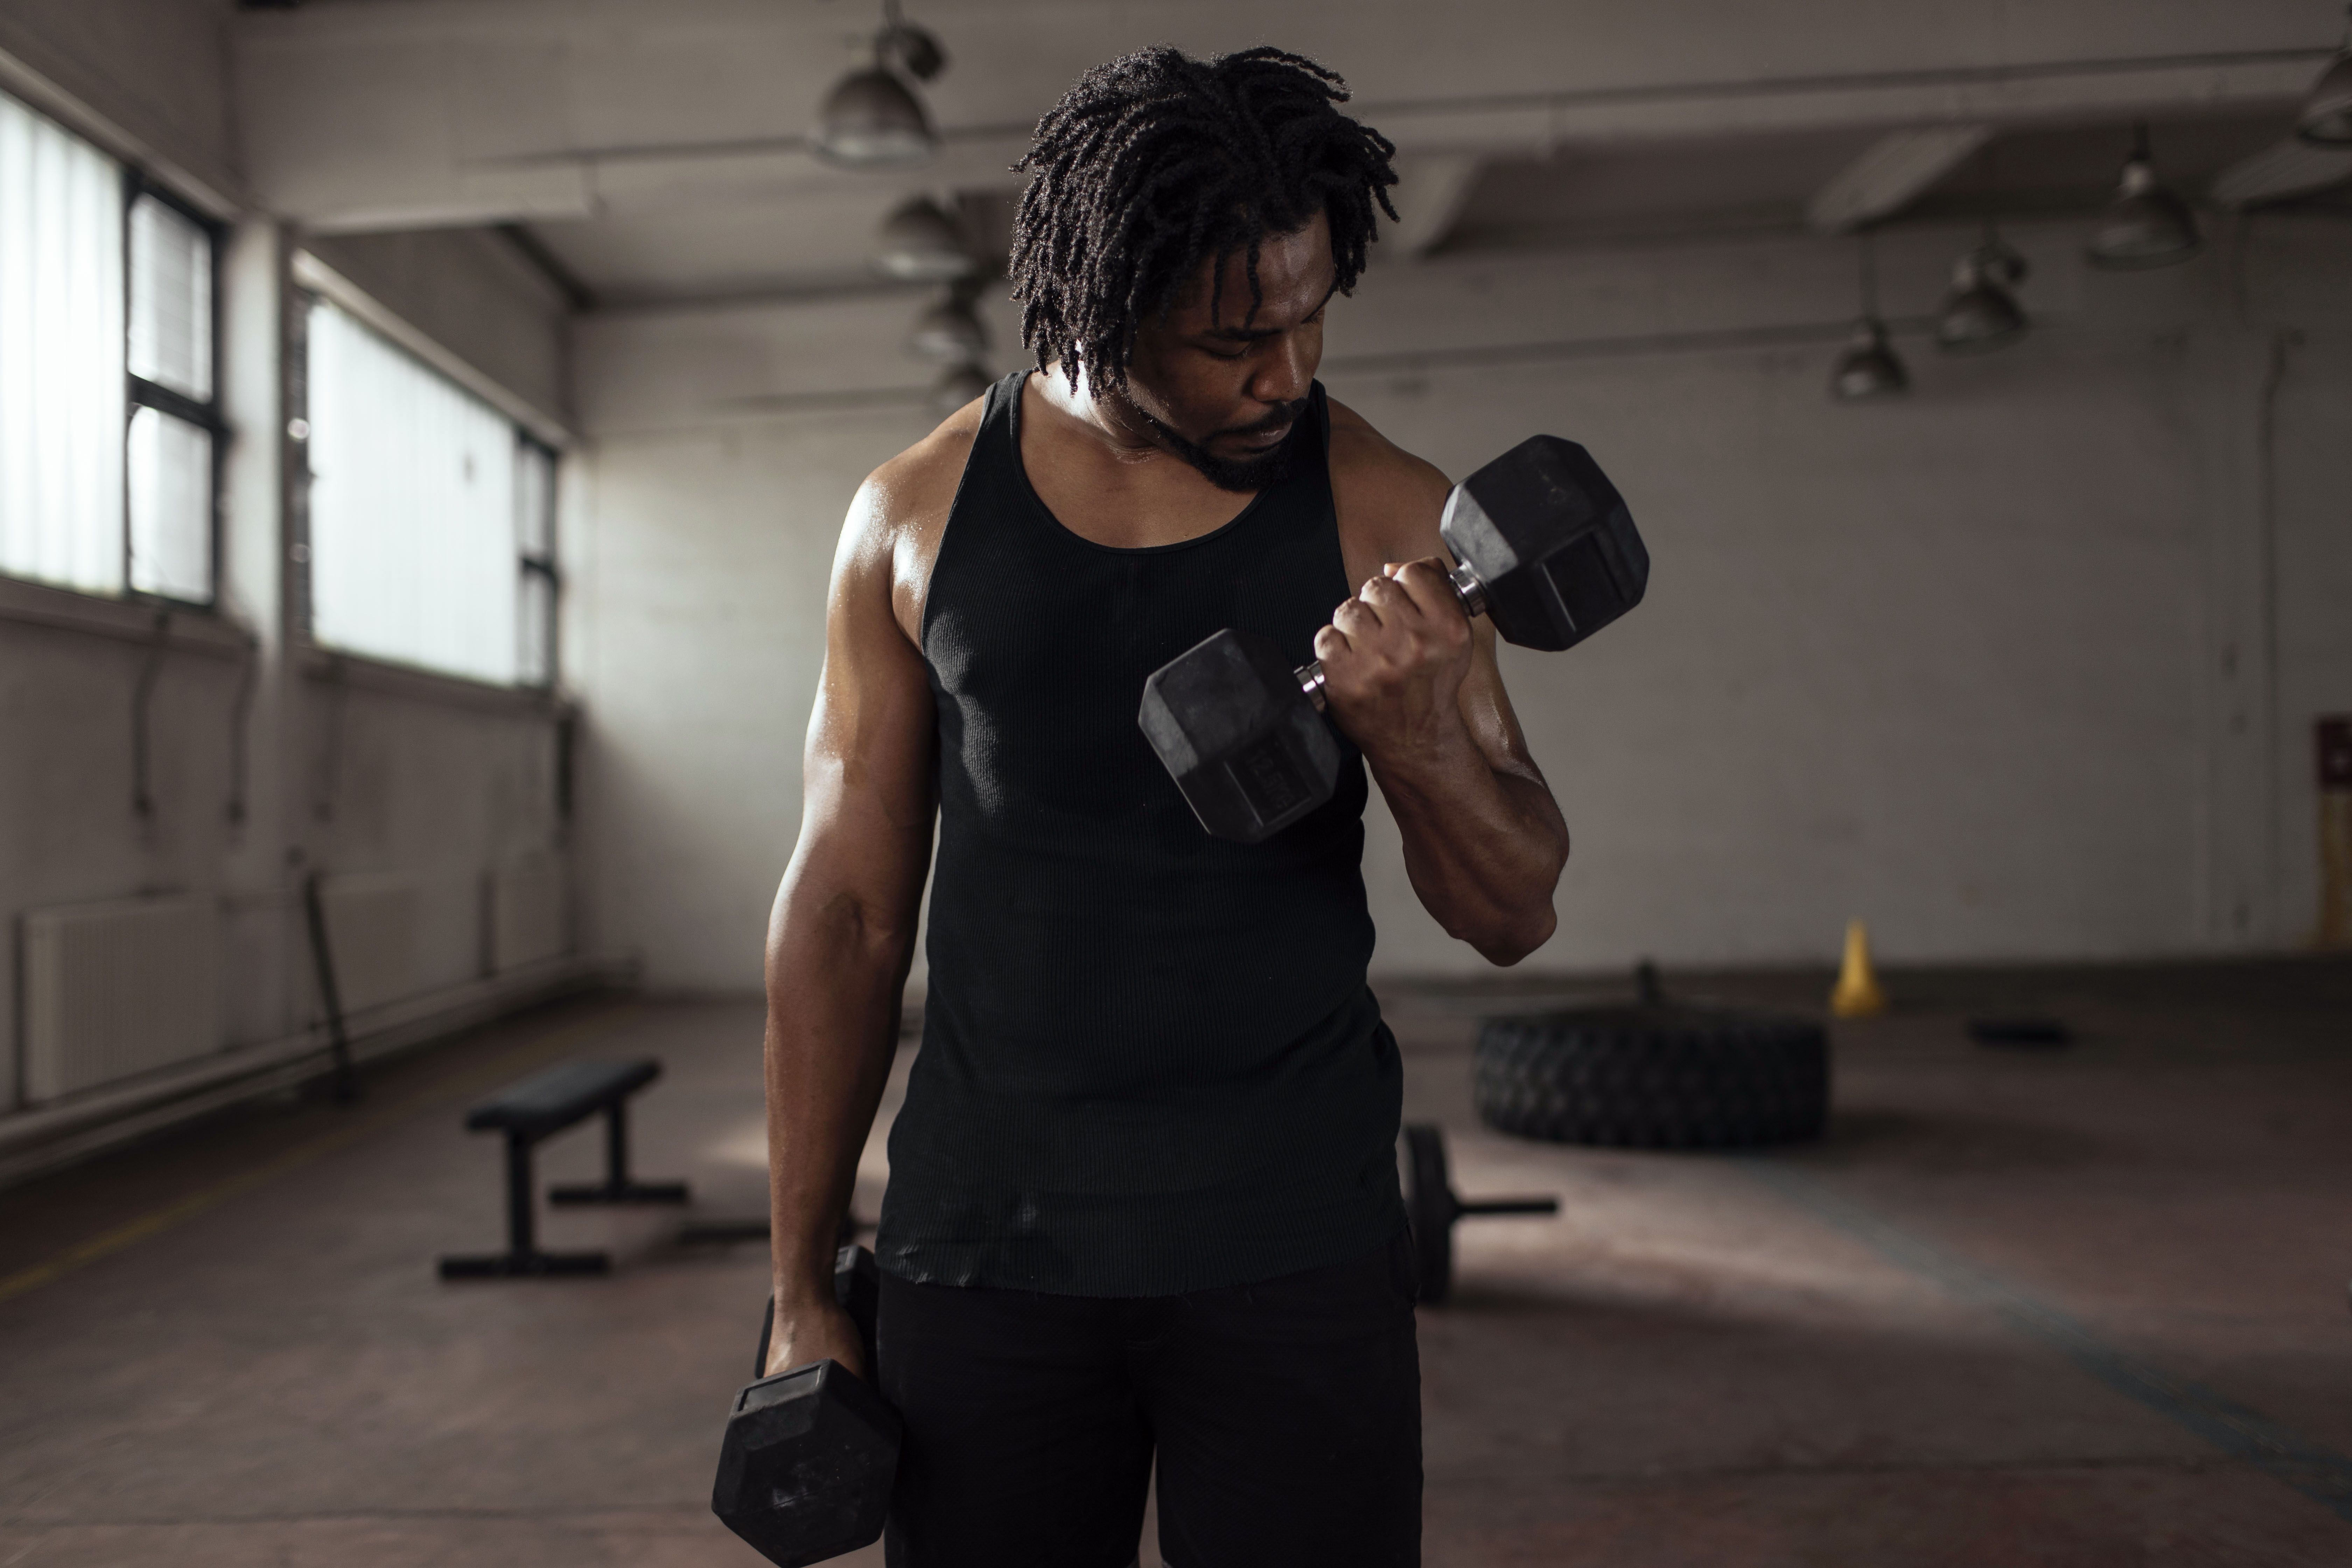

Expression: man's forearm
xmin=764 ymin=890 xmax=915 ymax=1306
xmin=1372 ymin=724 xmax=1567 ymax=965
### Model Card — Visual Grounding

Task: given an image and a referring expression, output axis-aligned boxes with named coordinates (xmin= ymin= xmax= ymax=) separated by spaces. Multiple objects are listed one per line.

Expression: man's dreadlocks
xmin=1009 ymin=47 xmax=1399 ymax=396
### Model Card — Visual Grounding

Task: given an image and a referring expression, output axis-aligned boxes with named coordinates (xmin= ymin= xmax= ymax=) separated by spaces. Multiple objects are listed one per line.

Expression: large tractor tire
xmin=1473 ymin=1004 xmax=1829 ymax=1149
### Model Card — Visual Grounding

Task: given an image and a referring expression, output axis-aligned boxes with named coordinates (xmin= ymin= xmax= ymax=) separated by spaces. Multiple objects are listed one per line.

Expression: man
xmin=761 ymin=46 xmax=1569 ymax=1568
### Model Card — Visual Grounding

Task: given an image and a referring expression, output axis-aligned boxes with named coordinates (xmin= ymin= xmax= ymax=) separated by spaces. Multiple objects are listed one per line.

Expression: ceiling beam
xmin=2210 ymin=138 xmax=2352 ymax=208
xmin=1806 ymin=125 xmax=1992 ymax=234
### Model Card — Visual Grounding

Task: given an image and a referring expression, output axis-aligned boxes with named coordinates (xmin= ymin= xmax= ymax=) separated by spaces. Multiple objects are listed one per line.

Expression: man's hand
xmin=1313 ymin=558 xmax=1476 ymax=772
xmin=1309 ymin=546 xmax=1566 ymax=966
xmin=766 ymin=1293 xmax=869 ymax=1382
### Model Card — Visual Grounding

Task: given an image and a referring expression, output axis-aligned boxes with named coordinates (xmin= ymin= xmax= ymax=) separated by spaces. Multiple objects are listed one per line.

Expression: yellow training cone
xmin=1829 ymin=919 xmax=1888 ymax=1018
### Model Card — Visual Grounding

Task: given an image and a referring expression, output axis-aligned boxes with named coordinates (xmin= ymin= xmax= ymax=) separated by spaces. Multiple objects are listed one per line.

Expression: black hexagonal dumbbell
xmin=1138 ymin=435 xmax=1648 ymax=844
xmin=712 ymin=1245 xmax=898 ymax=1568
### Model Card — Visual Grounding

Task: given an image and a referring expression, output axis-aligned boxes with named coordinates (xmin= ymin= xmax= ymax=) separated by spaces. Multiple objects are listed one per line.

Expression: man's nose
xmin=1249 ymin=330 xmax=1314 ymax=407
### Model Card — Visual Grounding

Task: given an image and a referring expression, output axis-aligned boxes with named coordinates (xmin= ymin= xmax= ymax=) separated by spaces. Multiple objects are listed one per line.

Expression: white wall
xmin=567 ymin=289 xmax=1006 ymax=989
xmin=0 ymin=602 xmax=572 ymax=1084
xmin=0 ymin=614 xmax=251 ymax=991
xmin=567 ymin=413 xmax=909 ymax=990
xmin=303 ymin=229 xmax=572 ymax=427
xmin=568 ymin=214 xmax=2352 ymax=988
xmin=0 ymin=13 xmax=584 ymax=1135
xmin=2269 ymin=327 xmax=2352 ymax=950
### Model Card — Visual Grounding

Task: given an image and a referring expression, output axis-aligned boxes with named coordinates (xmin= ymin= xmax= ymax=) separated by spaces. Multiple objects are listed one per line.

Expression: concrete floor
xmin=2 ymin=962 xmax=2350 ymax=1566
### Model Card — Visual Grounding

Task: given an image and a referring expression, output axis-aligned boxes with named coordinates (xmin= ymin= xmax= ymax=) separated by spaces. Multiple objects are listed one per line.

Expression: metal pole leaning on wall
xmin=300 ymin=870 xmax=363 ymax=1104
xmin=2321 ymin=718 xmax=2352 ymax=949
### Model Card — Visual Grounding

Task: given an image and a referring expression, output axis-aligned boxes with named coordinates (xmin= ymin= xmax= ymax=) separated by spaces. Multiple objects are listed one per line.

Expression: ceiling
xmin=225 ymin=0 xmax=2352 ymax=310
xmin=517 ymin=111 xmax=2352 ymax=309
xmin=1442 ymin=111 xmax=2347 ymax=257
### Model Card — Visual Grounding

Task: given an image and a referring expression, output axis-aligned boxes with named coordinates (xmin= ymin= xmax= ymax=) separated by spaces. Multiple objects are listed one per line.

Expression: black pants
xmin=877 ymin=1230 xmax=1422 ymax=1568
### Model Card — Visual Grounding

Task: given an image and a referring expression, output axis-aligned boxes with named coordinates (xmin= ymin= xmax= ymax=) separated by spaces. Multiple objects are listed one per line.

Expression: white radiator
xmin=487 ymin=851 xmax=569 ymax=974
xmin=317 ymin=871 xmax=420 ymax=1015
xmin=22 ymin=895 xmax=224 ymax=1103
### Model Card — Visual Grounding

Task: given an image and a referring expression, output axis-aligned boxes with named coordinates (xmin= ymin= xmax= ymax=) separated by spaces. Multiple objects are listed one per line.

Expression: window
xmin=0 ymin=89 xmax=218 ymax=604
xmin=0 ymin=91 xmax=124 ymax=595
xmin=305 ymin=298 xmax=559 ymax=688
xmin=127 ymin=191 xmax=219 ymax=602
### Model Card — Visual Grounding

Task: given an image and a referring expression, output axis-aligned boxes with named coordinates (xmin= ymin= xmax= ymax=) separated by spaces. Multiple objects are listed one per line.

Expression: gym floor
xmin=2 ymin=963 xmax=2350 ymax=1567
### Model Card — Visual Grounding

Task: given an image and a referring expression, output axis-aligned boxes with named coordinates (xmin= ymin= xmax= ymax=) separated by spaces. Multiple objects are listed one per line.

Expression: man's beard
xmin=1128 ymin=397 xmax=1307 ymax=493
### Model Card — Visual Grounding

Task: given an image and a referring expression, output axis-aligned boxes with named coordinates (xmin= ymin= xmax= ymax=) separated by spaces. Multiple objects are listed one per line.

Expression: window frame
xmin=517 ymin=433 xmax=561 ymax=692
xmin=121 ymin=169 xmax=226 ymax=610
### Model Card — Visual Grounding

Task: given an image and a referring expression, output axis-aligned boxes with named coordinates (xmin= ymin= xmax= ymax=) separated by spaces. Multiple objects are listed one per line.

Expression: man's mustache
xmin=1217 ymin=399 xmax=1308 ymax=440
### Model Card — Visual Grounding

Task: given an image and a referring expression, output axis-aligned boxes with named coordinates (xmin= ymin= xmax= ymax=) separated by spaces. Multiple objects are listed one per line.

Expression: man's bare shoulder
xmin=854 ymin=393 xmax=990 ymax=545
xmin=1326 ymin=396 xmax=1452 ymax=564
xmin=836 ymin=391 xmax=992 ymax=639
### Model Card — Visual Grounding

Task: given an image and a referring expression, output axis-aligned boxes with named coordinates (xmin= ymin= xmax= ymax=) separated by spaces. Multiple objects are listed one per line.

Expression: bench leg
xmin=548 ymin=1100 xmax=690 ymax=1206
xmin=440 ymin=1131 xmax=610 ymax=1279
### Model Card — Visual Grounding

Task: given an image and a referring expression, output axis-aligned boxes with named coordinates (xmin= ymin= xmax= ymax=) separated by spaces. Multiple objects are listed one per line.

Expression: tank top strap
xmin=965 ymin=367 xmax=1031 ymax=492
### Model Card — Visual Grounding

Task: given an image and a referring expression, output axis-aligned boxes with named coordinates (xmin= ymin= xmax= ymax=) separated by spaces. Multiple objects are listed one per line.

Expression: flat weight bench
xmin=439 ymin=1057 xmax=691 ymax=1279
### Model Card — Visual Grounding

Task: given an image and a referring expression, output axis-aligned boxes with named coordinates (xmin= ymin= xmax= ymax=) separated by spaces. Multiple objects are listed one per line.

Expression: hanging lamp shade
xmin=814 ymin=67 xmax=936 ymax=168
xmin=2086 ymin=131 xmax=2201 ymax=270
xmin=2297 ymin=28 xmax=2352 ymax=146
xmin=1935 ymin=251 xmax=2028 ymax=354
xmin=1831 ymin=318 xmax=1909 ymax=401
xmin=882 ymin=18 xmax=948 ymax=83
xmin=932 ymin=360 xmax=993 ymax=413
xmin=1974 ymin=231 xmax=2028 ymax=288
xmin=909 ymin=294 xmax=986 ymax=360
xmin=874 ymin=197 xmax=975 ymax=282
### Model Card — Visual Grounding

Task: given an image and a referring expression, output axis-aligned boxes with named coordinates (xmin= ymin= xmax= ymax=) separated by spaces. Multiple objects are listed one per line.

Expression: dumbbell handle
xmin=1296 ymin=560 xmax=1492 ymax=713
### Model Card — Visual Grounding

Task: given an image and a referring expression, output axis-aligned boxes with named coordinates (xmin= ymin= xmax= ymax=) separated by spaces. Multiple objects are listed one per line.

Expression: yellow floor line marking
xmin=0 ymin=1003 xmax=641 ymax=1308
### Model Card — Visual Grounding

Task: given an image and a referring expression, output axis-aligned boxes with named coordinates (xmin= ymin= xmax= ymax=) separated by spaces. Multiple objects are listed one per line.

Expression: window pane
xmin=308 ymin=298 xmax=520 ymax=685
xmin=128 ymin=406 xmax=212 ymax=601
xmin=129 ymin=193 xmax=211 ymax=402
xmin=0 ymin=90 xmax=126 ymax=595
xmin=518 ymin=567 xmax=554 ymax=687
xmin=514 ymin=440 xmax=556 ymax=685
xmin=516 ymin=439 xmax=554 ymax=559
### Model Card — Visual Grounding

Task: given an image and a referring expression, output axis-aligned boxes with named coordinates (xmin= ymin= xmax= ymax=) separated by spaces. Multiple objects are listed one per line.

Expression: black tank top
xmin=876 ymin=370 xmax=1405 ymax=1296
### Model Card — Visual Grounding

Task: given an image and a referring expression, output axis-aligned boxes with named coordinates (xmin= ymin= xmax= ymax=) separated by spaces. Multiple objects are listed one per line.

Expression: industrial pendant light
xmin=1935 ymin=221 xmax=2029 ymax=354
xmin=932 ymin=360 xmax=993 ymax=414
xmin=814 ymin=0 xmax=948 ymax=169
xmin=874 ymin=196 xmax=976 ymax=282
xmin=1831 ymin=233 xmax=1908 ymax=401
xmin=909 ymin=282 xmax=986 ymax=361
xmin=2086 ymin=124 xmax=2202 ymax=270
xmin=2297 ymin=6 xmax=2352 ymax=146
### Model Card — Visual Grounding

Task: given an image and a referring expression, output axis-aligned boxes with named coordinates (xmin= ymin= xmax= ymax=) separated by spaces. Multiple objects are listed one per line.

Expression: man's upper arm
xmin=1327 ymin=409 xmax=1550 ymax=789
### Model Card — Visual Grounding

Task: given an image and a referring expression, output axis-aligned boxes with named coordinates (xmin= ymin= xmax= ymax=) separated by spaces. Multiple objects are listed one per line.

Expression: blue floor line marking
xmin=1740 ymin=1161 xmax=2352 ymax=1526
